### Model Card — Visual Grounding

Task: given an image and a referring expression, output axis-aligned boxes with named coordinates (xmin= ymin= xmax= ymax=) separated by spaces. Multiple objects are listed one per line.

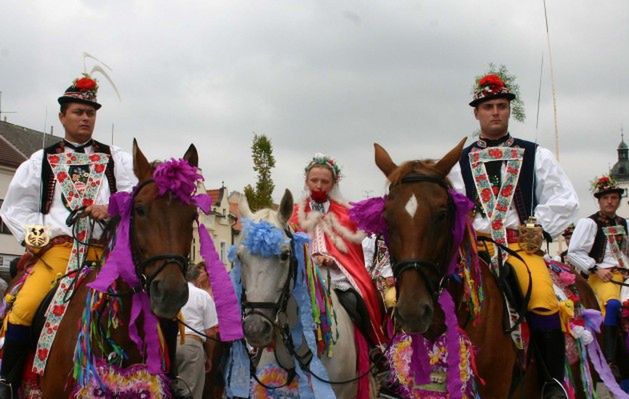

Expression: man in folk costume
xmin=0 ymin=75 xmax=136 ymax=397
xmin=449 ymin=73 xmax=579 ymax=399
xmin=288 ymin=155 xmax=386 ymax=373
xmin=568 ymin=175 xmax=629 ymax=383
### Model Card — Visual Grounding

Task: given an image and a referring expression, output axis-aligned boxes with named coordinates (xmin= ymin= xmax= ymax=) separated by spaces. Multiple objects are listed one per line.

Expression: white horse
xmin=236 ymin=189 xmax=374 ymax=399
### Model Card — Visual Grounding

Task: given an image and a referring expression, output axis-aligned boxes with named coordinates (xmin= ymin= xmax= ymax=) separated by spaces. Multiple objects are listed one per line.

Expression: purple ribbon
xmin=198 ymin=224 xmax=244 ymax=341
xmin=582 ymin=309 xmax=629 ymax=398
xmin=409 ymin=335 xmax=431 ymax=385
xmin=88 ymin=191 xmax=163 ymax=373
xmin=447 ymin=189 xmax=474 ymax=275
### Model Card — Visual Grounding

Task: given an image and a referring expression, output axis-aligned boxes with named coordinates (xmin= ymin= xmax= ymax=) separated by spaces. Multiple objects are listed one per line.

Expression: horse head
xmin=130 ymin=139 xmax=199 ymax=319
xmin=236 ymin=189 xmax=294 ymax=348
xmin=374 ymin=139 xmax=465 ymax=333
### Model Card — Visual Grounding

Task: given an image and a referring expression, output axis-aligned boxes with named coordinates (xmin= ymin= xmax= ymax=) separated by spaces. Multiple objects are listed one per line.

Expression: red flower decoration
xmin=48 ymin=155 xmax=60 ymax=164
xmin=52 ymin=305 xmax=64 ymax=316
xmin=511 ymin=149 xmax=519 ymax=158
xmin=89 ymin=154 xmax=101 ymax=162
xmin=75 ymin=77 xmax=97 ymax=91
xmin=488 ymin=148 xmax=504 ymax=159
xmin=57 ymin=171 xmax=68 ymax=183
xmin=496 ymin=203 xmax=508 ymax=212
xmin=82 ymin=198 xmax=94 ymax=207
xmin=479 ymin=74 xmax=505 ymax=90
xmin=492 ymin=186 xmax=499 ymax=196
xmin=37 ymin=348 xmax=49 ymax=361
xmin=480 ymin=188 xmax=492 ymax=203
xmin=501 ymin=184 xmax=514 ymax=197
xmin=94 ymin=164 xmax=105 ymax=173
xmin=492 ymin=219 xmax=503 ymax=230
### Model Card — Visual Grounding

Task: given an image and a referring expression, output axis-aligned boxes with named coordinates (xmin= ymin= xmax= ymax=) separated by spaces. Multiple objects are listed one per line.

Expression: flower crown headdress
xmin=304 ymin=153 xmax=342 ymax=181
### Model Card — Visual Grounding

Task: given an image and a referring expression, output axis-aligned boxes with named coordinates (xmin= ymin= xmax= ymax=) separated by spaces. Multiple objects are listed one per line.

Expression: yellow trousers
xmin=8 ymin=242 xmax=102 ymax=326
xmin=479 ymin=241 xmax=559 ymax=316
xmin=588 ymin=270 xmax=623 ymax=313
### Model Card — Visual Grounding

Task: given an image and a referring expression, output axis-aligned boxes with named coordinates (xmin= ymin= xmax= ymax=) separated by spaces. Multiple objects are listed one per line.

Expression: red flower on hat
xmin=75 ymin=77 xmax=97 ymax=91
xmin=479 ymin=74 xmax=505 ymax=90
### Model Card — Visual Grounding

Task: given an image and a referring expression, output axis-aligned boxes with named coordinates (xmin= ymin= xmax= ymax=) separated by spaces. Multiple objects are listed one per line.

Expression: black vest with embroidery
xmin=459 ymin=136 xmax=538 ymax=223
xmin=40 ymin=140 xmax=117 ymax=214
xmin=587 ymin=212 xmax=628 ymax=263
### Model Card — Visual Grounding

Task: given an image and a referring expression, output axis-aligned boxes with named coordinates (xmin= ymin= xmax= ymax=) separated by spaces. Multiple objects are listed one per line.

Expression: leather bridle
xmin=389 ymin=173 xmax=454 ymax=299
xmin=130 ymin=179 xmax=190 ymax=293
xmin=240 ymin=228 xmax=297 ymax=327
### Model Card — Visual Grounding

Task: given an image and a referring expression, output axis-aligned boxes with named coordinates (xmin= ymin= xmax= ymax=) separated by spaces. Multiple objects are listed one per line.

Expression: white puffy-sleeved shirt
xmin=0 ymin=142 xmax=137 ymax=243
xmin=567 ymin=217 xmax=629 ymax=274
xmin=449 ymin=145 xmax=579 ymax=239
xmin=180 ymin=283 xmax=218 ymax=341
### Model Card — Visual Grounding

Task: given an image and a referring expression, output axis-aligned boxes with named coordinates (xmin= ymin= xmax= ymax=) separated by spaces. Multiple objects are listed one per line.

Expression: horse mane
xmin=387 ymin=159 xmax=443 ymax=185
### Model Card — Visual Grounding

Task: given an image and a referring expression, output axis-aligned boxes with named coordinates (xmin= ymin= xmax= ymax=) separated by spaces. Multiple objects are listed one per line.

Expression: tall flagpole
xmin=543 ymin=0 xmax=560 ymax=160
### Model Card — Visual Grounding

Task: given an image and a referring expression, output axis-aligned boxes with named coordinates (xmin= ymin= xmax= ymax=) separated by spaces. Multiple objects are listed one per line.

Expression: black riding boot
xmin=159 ymin=319 xmax=192 ymax=399
xmin=533 ymin=329 xmax=568 ymax=399
xmin=0 ymin=324 xmax=31 ymax=399
xmin=603 ymin=325 xmax=620 ymax=379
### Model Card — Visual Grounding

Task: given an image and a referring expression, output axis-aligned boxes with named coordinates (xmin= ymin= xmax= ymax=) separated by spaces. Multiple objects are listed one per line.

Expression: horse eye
xmin=435 ymin=210 xmax=447 ymax=222
xmin=134 ymin=204 xmax=147 ymax=217
xmin=280 ymin=251 xmax=290 ymax=261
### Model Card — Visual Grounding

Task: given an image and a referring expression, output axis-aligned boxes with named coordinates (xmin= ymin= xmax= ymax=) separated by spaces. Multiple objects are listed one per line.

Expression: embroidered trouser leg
xmin=8 ymin=242 xmax=102 ymax=326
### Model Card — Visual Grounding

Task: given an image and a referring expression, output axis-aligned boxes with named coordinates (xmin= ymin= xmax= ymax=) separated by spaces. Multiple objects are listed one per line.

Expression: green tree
xmin=473 ymin=63 xmax=526 ymax=123
xmin=244 ymin=133 xmax=275 ymax=212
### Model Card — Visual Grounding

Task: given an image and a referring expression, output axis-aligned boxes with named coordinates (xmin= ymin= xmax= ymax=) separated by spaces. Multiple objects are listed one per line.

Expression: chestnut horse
xmin=38 ymin=141 xmax=199 ymax=397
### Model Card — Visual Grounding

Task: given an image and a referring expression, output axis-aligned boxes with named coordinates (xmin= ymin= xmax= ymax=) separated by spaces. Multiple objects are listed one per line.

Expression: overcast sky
xmin=1 ymin=0 xmax=628 ymax=223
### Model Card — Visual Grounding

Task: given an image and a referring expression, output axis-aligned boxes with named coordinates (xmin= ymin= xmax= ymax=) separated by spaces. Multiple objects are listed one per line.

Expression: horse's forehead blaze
xmin=404 ymin=193 xmax=418 ymax=218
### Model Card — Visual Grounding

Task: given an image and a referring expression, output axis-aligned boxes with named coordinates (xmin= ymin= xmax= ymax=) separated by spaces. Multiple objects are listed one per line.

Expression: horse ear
xmin=433 ymin=137 xmax=466 ymax=177
xmin=374 ymin=143 xmax=398 ymax=178
xmin=183 ymin=144 xmax=199 ymax=168
xmin=277 ymin=189 xmax=294 ymax=227
xmin=239 ymin=193 xmax=254 ymax=219
xmin=133 ymin=138 xmax=152 ymax=181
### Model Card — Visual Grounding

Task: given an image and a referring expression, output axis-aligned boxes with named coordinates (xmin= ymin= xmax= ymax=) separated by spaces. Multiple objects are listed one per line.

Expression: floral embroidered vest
xmin=588 ymin=212 xmax=628 ymax=263
xmin=459 ymin=137 xmax=538 ymax=224
xmin=40 ymin=140 xmax=117 ymax=214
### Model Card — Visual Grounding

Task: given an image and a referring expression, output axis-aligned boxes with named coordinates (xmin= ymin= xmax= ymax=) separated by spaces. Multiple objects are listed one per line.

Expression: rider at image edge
xmin=449 ymin=71 xmax=579 ymax=399
xmin=0 ymin=74 xmax=137 ymax=398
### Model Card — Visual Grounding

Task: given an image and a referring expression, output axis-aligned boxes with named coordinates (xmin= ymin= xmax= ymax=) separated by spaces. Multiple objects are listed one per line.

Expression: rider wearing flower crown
xmin=0 ymin=75 xmax=137 ymax=398
xmin=449 ymin=71 xmax=579 ymax=399
xmin=568 ymin=175 xmax=629 ymax=384
xmin=289 ymin=154 xmax=386 ymax=393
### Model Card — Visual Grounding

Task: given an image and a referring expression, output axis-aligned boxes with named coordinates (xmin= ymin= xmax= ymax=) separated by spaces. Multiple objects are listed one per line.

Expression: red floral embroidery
xmin=475 ymin=174 xmax=487 ymax=181
xmin=94 ymin=164 xmax=105 ymax=173
xmin=511 ymin=149 xmax=519 ymax=158
xmin=506 ymin=166 xmax=519 ymax=175
xmin=472 ymin=153 xmax=480 ymax=163
xmin=37 ymin=348 xmax=49 ymax=361
xmin=52 ymin=305 xmax=64 ymax=316
xmin=77 ymin=231 xmax=86 ymax=242
xmin=501 ymin=184 xmax=514 ymax=197
xmin=57 ymin=171 xmax=68 ymax=183
xmin=480 ymin=188 xmax=492 ymax=203
xmin=89 ymin=154 xmax=101 ymax=162
xmin=488 ymin=148 xmax=504 ymax=159
xmin=492 ymin=219 xmax=503 ymax=230
xmin=496 ymin=203 xmax=508 ymax=212
xmin=48 ymin=155 xmax=60 ymax=164
xmin=82 ymin=198 xmax=94 ymax=207
xmin=492 ymin=186 xmax=499 ymax=196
